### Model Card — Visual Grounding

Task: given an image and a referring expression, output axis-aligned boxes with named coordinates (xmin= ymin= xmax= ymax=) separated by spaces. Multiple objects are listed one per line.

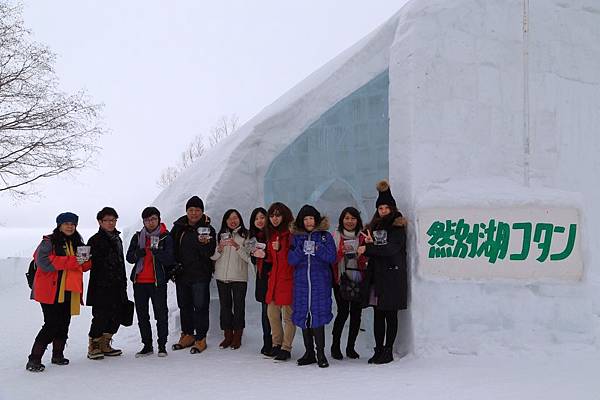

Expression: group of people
xmin=25 ymin=180 xmax=408 ymax=372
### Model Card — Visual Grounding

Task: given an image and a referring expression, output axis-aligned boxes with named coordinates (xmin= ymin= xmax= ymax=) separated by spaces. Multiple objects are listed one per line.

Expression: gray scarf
xmin=135 ymin=225 xmax=160 ymax=274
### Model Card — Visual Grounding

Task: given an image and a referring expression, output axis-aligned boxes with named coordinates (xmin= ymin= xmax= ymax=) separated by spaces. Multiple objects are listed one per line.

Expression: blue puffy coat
xmin=288 ymin=218 xmax=337 ymax=329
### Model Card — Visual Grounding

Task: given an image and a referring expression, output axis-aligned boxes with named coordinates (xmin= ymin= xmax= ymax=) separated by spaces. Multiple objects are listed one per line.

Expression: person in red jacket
xmin=26 ymin=212 xmax=91 ymax=372
xmin=264 ymin=202 xmax=295 ymax=361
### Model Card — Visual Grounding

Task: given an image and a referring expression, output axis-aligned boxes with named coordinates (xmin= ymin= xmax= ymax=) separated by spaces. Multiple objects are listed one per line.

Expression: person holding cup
xmin=211 ymin=209 xmax=250 ymax=350
xmin=288 ymin=205 xmax=337 ymax=368
xmin=170 ymin=196 xmax=216 ymax=354
xmin=264 ymin=202 xmax=295 ymax=361
xmin=357 ymin=180 xmax=408 ymax=365
xmin=331 ymin=206 xmax=367 ymax=360
xmin=26 ymin=212 xmax=91 ymax=372
xmin=248 ymin=207 xmax=272 ymax=355
xmin=126 ymin=207 xmax=176 ymax=357
xmin=86 ymin=207 xmax=128 ymax=360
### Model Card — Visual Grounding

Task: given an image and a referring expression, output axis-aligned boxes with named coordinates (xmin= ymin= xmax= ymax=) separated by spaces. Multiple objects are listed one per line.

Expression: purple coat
xmin=288 ymin=219 xmax=337 ymax=329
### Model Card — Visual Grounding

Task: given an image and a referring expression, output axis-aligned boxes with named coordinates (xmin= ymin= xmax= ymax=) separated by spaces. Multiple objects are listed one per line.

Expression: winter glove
xmin=136 ymin=248 xmax=146 ymax=258
xmin=169 ymin=263 xmax=183 ymax=282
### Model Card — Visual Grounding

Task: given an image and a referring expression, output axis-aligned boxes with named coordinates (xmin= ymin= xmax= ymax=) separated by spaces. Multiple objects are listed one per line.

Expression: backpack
xmin=26 ymin=259 xmax=36 ymax=289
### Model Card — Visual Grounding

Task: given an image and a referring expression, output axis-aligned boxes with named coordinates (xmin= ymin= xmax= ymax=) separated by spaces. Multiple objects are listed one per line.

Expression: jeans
xmin=134 ymin=283 xmax=168 ymax=346
xmin=176 ymin=280 xmax=210 ymax=340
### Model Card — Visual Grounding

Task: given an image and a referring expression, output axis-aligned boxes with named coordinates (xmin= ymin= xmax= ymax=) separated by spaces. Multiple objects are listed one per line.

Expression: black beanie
xmin=375 ymin=180 xmax=396 ymax=208
xmin=185 ymin=196 xmax=204 ymax=210
xmin=142 ymin=206 xmax=160 ymax=220
xmin=295 ymin=204 xmax=322 ymax=229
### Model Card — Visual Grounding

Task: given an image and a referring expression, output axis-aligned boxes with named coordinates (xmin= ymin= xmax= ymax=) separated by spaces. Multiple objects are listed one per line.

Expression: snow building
xmin=154 ymin=0 xmax=600 ymax=355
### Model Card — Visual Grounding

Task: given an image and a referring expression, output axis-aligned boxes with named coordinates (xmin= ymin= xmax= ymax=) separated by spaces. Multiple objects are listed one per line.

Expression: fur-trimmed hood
xmin=290 ymin=216 xmax=330 ymax=235
xmin=367 ymin=211 xmax=407 ymax=232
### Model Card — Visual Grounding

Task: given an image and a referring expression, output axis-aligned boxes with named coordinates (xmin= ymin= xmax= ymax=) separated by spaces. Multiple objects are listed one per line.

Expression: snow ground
xmin=1 ymin=259 xmax=598 ymax=400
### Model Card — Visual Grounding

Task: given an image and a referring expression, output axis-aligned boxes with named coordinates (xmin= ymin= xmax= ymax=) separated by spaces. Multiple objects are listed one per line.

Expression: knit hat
xmin=185 ymin=196 xmax=204 ymax=210
xmin=375 ymin=180 xmax=396 ymax=208
xmin=141 ymin=206 xmax=160 ymax=220
xmin=295 ymin=204 xmax=322 ymax=229
xmin=56 ymin=212 xmax=79 ymax=226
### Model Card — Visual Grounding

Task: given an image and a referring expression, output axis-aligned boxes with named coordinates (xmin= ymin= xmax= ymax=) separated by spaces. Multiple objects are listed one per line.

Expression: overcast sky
xmin=0 ymin=1 xmax=406 ymax=230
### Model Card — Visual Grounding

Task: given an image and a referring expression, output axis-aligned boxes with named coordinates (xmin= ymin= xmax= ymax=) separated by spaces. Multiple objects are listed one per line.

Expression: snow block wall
xmin=153 ymin=0 xmax=600 ymax=354
xmin=391 ymin=0 xmax=600 ymax=353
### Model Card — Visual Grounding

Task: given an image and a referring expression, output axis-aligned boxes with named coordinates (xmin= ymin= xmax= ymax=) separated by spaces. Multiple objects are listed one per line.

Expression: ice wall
xmin=390 ymin=0 xmax=600 ymax=353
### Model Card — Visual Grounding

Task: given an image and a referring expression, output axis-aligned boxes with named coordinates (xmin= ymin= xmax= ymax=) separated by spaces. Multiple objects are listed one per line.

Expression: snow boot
xmin=273 ymin=348 xmax=291 ymax=361
xmin=135 ymin=344 xmax=154 ymax=358
xmin=297 ymin=329 xmax=316 ymax=366
xmin=330 ymin=340 xmax=343 ymax=360
xmin=374 ymin=346 xmax=393 ymax=364
xmin=368 ymin=347 xmax=383 ymax=364
xmin=87 ymin=337 xmax=104 ymax=360
xmin=172 ymin=333 xmax=195 ymax=351
xmin=265 ymin=345 xmax=281 ymax=358
xmin=230 ymin=329 xmax=243 ymax=350
xmin=190 ymin=338 xmax=207 ymax=354
xmin=331 ymin=322 xmax=344 ymax=360
xmin=260 ymin=334 xmax=273 ymax=356
xmin=101 ymin=333 xmax=122 ymax=356
xmin=346 ymin=346 xmax=360 ymax=359
xmin=26 ymin=340 xmax=46 ymax=372
xmin=346 ymin=320 xmax=360 ymax=359
xmin=157 ymin=344 xmax=168 ymax=357
xmin=219 ymin=329 xmax=233 ymax=349
xmin=314 ymin=327 xmax=329 ymax=368
xmin=51 ymin=338 xmax=69 ymax=365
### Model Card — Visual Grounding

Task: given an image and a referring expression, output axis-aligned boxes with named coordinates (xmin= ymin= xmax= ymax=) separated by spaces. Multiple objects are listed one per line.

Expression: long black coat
xmin=86 ymin=228 xmax=128 ymax=307
xmin=170 ymin=215 xmax=216 ymax=284
xmin=363 ymin=212 xmax=408 ymax=311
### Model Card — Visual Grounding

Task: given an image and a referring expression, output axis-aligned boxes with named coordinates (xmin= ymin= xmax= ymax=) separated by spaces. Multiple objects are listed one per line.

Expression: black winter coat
xmin=170 ymin=215 xmax=216 ymax=283
xmin=125 ymin=229 xmax=176 ymax=286
xmin=363 ymin=212 xmax=408 ymax=311
xmin=86 ymin=228 xmax=128 ymax=307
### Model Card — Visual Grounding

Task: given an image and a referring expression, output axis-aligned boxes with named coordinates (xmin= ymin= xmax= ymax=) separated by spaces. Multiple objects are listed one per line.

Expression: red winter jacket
xmin=31 ymin=236 xmax=91 ymax=304
xmin=264 ymin=229 xmax=293 ymax=306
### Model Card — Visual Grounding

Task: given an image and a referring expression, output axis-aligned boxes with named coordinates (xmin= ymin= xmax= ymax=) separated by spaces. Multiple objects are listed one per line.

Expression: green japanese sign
xmin=426 ymin=219 xmax=577 ymax=264
xmin=418 ymin=208 xmax=582 ymax=281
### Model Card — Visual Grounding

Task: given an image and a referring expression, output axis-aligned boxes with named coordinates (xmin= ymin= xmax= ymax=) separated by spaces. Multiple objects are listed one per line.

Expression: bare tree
xmin=180 ymin=134 xmax=206 ymax=170
xmin=209 ymin=114 xmax=239 ymax=147
xmin=156 ymin=114 xmax=239 ymax=189
xmin=0 ymin=3 xmax=104 ymax=196
xmin=156 ymin=166 xmax=179 ymax=189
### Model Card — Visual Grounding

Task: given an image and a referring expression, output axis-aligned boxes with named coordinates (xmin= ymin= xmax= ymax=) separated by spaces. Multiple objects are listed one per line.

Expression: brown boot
xmin=87 ymin=337 xmax=104 ymax=360
xmin=172 ymin=333 xmax=195 ymax=351
xmin=219 ymin=330 xmax=233 ymax=349
xmin=100 ymin=333 xmax=122 ymax=356
xmin=230 ymin=329 xmax=243 ymax=350
xmin=190 ymin=338 xmax=207 ymax=354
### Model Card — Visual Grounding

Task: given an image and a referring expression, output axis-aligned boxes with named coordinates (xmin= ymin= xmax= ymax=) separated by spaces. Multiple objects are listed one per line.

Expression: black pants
xmin=373 ymin=308 xmax=398 ymax=348
xmin=332 ymin=284 xmax=362 ymax=348
xmin=134 ymin=283 xmax=168 ymax=346
xmin=176 ymin=280 xmax=210 ymax=340
xmin=216 ymin=280 xmax=247 ymax=330
xmin=89 ymin=303 xmax=120 ymax=339
xmin=34 ymin=299 xmax=72 ymax=346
